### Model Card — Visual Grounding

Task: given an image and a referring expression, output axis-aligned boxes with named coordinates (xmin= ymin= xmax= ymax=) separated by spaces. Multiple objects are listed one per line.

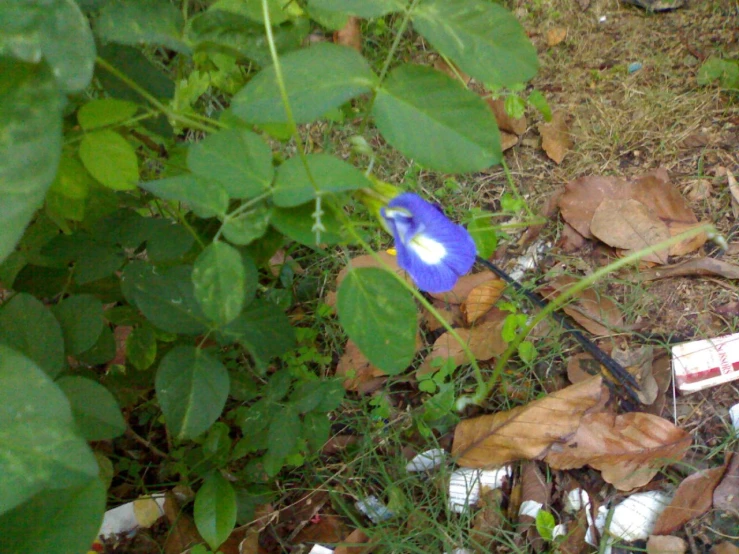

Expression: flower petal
xmin=381 ymin=193 xmax=476 ymax=293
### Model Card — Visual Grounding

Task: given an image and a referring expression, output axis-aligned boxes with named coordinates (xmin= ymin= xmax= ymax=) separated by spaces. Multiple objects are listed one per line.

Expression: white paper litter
xmin=596 ymin=491 xmax=672 ymax=542
xmin=406 ymin=448 xmax=446 ymax=472
xmin=355 ymin=495 xmax=394 ymax=523
xmin=730 ymin=403 xmax=739 ymax=430
xmin=448 ymin=467 xmax=511 ymax=513
xmin=518 ymin=499 xmax=543 ymax=518
xmin=308 ymin=545 xmax=334 ymax=554
xmin=564 ymin=488 xmax=599 ymax=546
xmin=99 ymin=495 xmax=166 ymax=538
xmin=552 ymin=524 xmax=567 ymax=540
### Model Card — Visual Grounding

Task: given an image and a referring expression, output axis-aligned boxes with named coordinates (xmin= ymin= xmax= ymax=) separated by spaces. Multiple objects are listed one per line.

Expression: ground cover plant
xmin=1 ymin=0 xmax=738 ymax=553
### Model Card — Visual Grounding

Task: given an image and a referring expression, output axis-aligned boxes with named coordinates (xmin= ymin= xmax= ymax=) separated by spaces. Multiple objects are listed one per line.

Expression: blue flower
xmin=381 ymin=193 xmax=477 ymax=293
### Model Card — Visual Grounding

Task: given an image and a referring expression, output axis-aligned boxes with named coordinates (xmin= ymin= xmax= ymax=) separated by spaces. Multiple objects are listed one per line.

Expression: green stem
xmin=456 ymin=223 xmax=716 ymax=409
xmin=95 ymin=57 xmax=223 ymax=134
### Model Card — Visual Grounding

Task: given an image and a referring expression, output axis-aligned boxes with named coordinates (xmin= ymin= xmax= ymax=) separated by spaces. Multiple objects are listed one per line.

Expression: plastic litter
xmin=672 ymin=332 xmax=739 ymax=393
xmin=448 ymin=467 xmax=511 ymax=513
xmin=730 ymin=403 xmax=739 ymax=430
xmin=308 ymin=546 xmax=334 ymax=554
xmin=628 ymin=62 xmax=643 ymax=73
xmin=406 ymin=448 xmax=446 ymax=472
xmin=355 ymin=495 xmax=394 ymax=523
xmin=595 ymin=490 xmax=672 ymax=542
xmin=99 ymin=495 xmax=166 ymax=538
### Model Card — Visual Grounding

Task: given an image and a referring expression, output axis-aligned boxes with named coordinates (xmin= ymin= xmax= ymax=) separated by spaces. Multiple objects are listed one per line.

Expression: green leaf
xmin=76 ymin=325 xmax=117 ymax=366
xmin=194 ymin=472 xmax=237 ymax=552
xmin=218 ymin=299 xmax=296 ymax=367
xmin=146 ymin=220 xmax=196 ymax=263
xmin=222 ymin=202 xmax=272 ymax=246
xmin=51 ymin=294 xmax=104 ymax=356
xmin=697 ymin=57 xmax=739 ymax=89
xmin=231 ymin=42 xmax=377 ymax=124
xmin=0 ymin=478 xmax=106 ymax=554
xmin=527 ymin=90 xmax=551 ymax=121
xmin=290 ymin=379 xmax=344 ymax=413
xmin=273 ymin=153 xmax=372 ymax=207
xmin=0 ymin=60 xmax=63 ymax=265
xmin=140 ymin=174 xmax=229 ymax=219
xmin=517 ymin=341 xmax=538 ymax=364
xmin=56 ymin=376 xmax=126 ymax=440
xmin=504 ymin=94 xmax=526 ymax=120
xmin=337 ymin=267 xmax=417 ymax=374
xmin=122 ymin=262 xmax=209 ymax=335
xmin=156 ymin=345 xmax=230 ymax=440
xmin=535 ymin=509 xmax=556 ymax=541
xmin=97 ymin=42 xmax=175 ymax=101
xmin=192 ymin=242 xmax=246 ymax=326
xmin=0 ymin=293 xmax=65 ymax=378
xmin=211 ymin=0 xmax=292 ymax=25
xmin=79 ymin=130 xmax=139 ymax=191
xmin=307 ymin=0 xmax=405 ymax=18
xmin=373 ymin=64 xmax=501 ymax=172
xmin=78 ymin=98 xmax=138 ymax=131
xmin=303 ymin=412 xmax=331 ymax=452
xmin=411 ymin=0 xmax=538 ymax=88
xmin=271 ymin=202 xmax=344 ymax=246
xmin=267 ymin=406 xmax=300 ymax=463
xmin=95 ymin=0 xmax=190 ymax=53
xmin=126 ymin=323 xmax=157 ymax=370
xmin=188 ymin=129 xmax=273 ymax=199
xmin=0 ymin=345 xmax=98 ymax=516
xmin=467 ymin=212 xmax=497 ymax=260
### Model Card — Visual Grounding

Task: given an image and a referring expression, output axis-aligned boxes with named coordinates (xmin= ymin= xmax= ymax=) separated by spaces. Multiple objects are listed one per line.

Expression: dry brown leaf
xmin=430 ymin=270 xmax=497 ymax=303
xmin=333 ymin=16 xmax=361 ymax=52
xmin=294 ymin=514 xmax=348 ymax=546
xmin=336 ymin=340 xmax=386 ymax=393
xmin=545 ymin=412 xmax=692 ymax=491
xmin=590 ymin=199 xmax=670 ymax=264
xmin=485 ymin=97 xmax=527 ymax=135
xmin=558 ymin=509 xmax=590 ymax=554
xmin=713 ymin=452 xmax=739 ymax=512
xmin=539 ymin=112 xmax=571 ymax=164
xmin=639 ymin=257 xmax=739 ymax=281
xmin=546 ymin=27 xmax=568 ymax=46
xmin=567 ymin=353 xmax=602 ymax=384
xmin=612 ymin=346 xmax=658 ymax=405
xmin=501 ymin=131 xmax=519 ymax=151
xmin=421 ymin=299 xmax=464 ymax=332
xmin=334 ymin=528 xmax=374 ymax=554
xmin=461 ymin=278 xmax=506 ymax=325
xmin=453 ymin=377 xmax=608 ymax=468
xmin=470 ymin=488 xmax=506 ymax=554
xmin=540 ymin=276 xmax=624 ymax=336
xmin=647 ymin=535 xmax=687 ymax=554
xmin=163 ymin=492 xmax=203 ymax=554
xmin=518 ymin=187 xmax=565 ymax=248
xmin=417 ymin=319 xmax=507 ymax=376
xmin=712 ymin=543 xmax=739 ymax=554
xmin=433 ymin=57 xmax=471 ymax=85
xmin=665 ymin=220 xmax=708 ymax=256
xmin=652 ymin=465 xmax=727 ymax=535
xmin=558 ymin=222 xmax=588 ymax=252
xmin=519 ymin=462 xmax=550 ymax=552
xmin=684 ymin=178 xmax=712 ymax=202
xmin=727 ymin=169 xmax=739 ymax=218
xmin=336 ymin=252 xmax=411 ymax=287
xmin=269 ymin=249 xmax=304 ymax=277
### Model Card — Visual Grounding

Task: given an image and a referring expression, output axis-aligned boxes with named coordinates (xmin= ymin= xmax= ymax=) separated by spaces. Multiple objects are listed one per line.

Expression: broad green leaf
xmin=0 ymin=478 xmax=106 ymax=554
xmin=0 ymin=0 xmax=95 ymax=93
xmin=273 ymin=153 xmax=371 ymax=207
xmin=0 ymin=345 xmax=98 ymax=516
xmin=187 ymin=10 xmax=309 ymax=67
xmin=79 ymin=130 xmax=139 ymax=191
xmin=411 ymin=0 xmax=538 ymax=88
xmin=527 ymin=90 xmax=552 ymax=121
xmin=535 ymin=509 xmax=556 ymax=541
xmin=97 ymin=42 xmax=175 ymax=102
xmin=231 ymin=42 xmax=377 ymax=124
xmin=126 ymin=323 xmax=157 ymax=370
xmin=211 ymin=0 xmax=292 ymax=25
xmin=95 ymin=0 xmax=190 ymax=53
xmin=187 ymin=129 xmax=273 ymax=199
xmin=306 ymin=4 xmax=348 ymax=30
xmin=156 ymin=345 xmax=230 ymax=440
xmin=48 ymin=155 xmax=93 ymax=202
xmin=51 ymin=294 xmax=104 ymax=356
xmin=0 ymin=293 xmax=65 ymax=378
xmin=218 ymin=299 xmax=295 ymax=367
xmin=222 ymin=203 xmax=272 ymax=246
xmin=265 ymin=370 xmax=293 ymax=402
xmin=41 ymin=232 xmax=124 ymax=285
xmin=192 ymin=242 xmax=246 ymax=326
xmin=267 ymin=406 xmax=301 ymax=461
xmin=271 ymin=202 xmax=344 ymax=246
xmin=0 ymin=60 xmax=63 ymax=264
xmin=337 ymin=267 xmax=417 ymax=374
xmin=194 ymin=472 xmax=237 ymax=552
xmin=76 ymin=325 xmax=116 ymax=366
xmin=303 ymin=412 xmax=331 ymax=452
xmin=146 ymin=220 xmax=195 ymax=263
xmin=56 ymin=376 xmax=125 ymax=440
xmin=78 ymin=98 xmax=138 ymax=130
xmin=122 ymin=262 xmax=209 ymax=335
xmin=373 ymin=64 xmax=501 ymax=172
xmin=308 ymin=0 xmax=405 ymax=18
xmin=467 ymin=211 xmax=497 ymax=260
xmin=140 ymin=174 xmax=229 ymax=219
xmin=504 ymin=95 xmax=526 ymax=120
xmin=290 ymin=379 xmax=344 ymax=414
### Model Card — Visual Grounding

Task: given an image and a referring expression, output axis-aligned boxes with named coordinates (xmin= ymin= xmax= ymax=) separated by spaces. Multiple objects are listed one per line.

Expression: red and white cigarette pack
xmin=672 ymin=332 xmax=739 ymax=393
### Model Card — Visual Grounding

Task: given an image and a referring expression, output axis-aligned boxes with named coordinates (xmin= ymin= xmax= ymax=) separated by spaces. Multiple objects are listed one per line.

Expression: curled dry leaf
xmin=501 ymin=131 xmax=519 ymax=151
xmin=333 ymin=16 xmax=362 ymax=53
xmin=544 ymin=412 xmax=692 ymax=491
xmin=646 ymin=535 xmax=687 ymax=554
xmin=461 ymin=278 xmax=506 ymax=325
xmin=417 ymin=319 xmax=507 ymax=377
xmin=538 ymin=111 xmax=572 ymax=165
xmin=546 ymin=27 xmax=568 ymax=46
xmin=540 ymin=276 xmax=624 ymax=336
xmin=612 ymin=346 xmax=658 ymax=405
xmin=430 ymin=270 xmax=497 ymax=303
xmin=638 ymin=257 xmax=739 ymax=281
xmin=713 ymin=453 xmax=739 ymax=513
xmin=453 ymin=377 xmax=609 ymax=468
xmin=590 ymin=199 xmax=670 ymax=264
xmin=684 ymin=178 xmax=712 ymax=202
xmin=485 ymin=97 xmax=527 ymax=135
xmin=336 ymin=339 xmax=386 ymax=393
xmin=652 ymin=465 xmax=727 ymax=535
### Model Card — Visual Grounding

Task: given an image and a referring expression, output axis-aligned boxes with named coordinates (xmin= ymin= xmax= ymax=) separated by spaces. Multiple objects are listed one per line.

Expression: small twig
xmin=126 ymin=427 xmax=169 ymax=459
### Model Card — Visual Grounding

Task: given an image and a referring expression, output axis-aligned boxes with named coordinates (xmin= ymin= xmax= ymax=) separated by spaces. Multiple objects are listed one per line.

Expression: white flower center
xmin=409 ymin=233 xmax=447 ymax=265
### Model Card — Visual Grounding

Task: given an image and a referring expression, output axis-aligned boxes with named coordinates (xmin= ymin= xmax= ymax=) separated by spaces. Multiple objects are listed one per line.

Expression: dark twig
xmin=475 ymin=256 xmax=642 ymax=404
